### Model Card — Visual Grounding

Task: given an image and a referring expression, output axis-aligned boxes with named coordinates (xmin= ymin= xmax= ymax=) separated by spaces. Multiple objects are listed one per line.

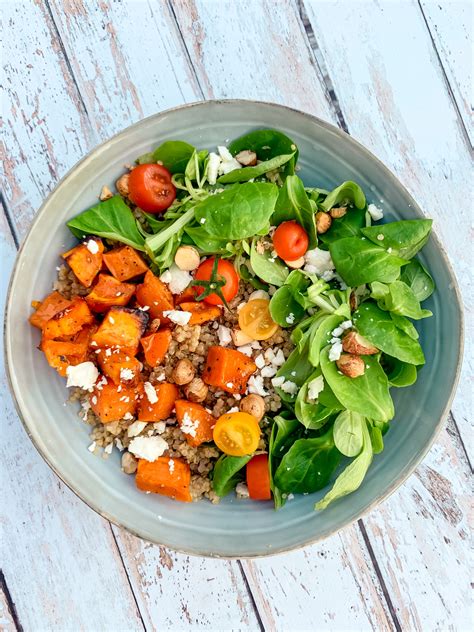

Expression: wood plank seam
xmin=447 ymin=412 xmax=473 ymax=474
xmin=0 ymin=570 xmax=23 ymax=632
xmin=417 ymin=0 xmax=473 ymax=150
xmin=0 ymin=192 xmax=20 ymax=250
xmin=236 ymin=560 xmax=265 ymax=632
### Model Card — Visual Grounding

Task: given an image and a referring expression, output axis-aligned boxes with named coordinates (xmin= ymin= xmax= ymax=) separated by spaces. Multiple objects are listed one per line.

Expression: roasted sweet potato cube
xmin=85 ymin=274 xmax=135 ymax=313
xmin=40 ymin=324 xmax=95 ymax=376
xmin=175 ymin=400 xmax=215 ymax=447
xmin=136 ymin=458 xmax=192 ymax=502
xmin=42 ymin=297 xmax=95 ymax=340
xmin=62 ymin=238 xmax=104 ymax=287
xmin=90 ymin=377 xmax=140 ymax=423
xmin=140 ymin=330 xmax=172 ymax=367
xmin=92 ymin=307 xmax=148 ymax=355
xmin=136 ymin=270 xmax=173 ymax=320
xmin=175 ymin=286 xmax=196 ymax=305
xmin=103 ymin=245 xmax=148 ymax=281
xmin=178 ymin=302 xmax=221 ymax=325
xmin=203 ymin=346 xmax=257 ymax=394
xmin=29 ymin=291 xmax=72 ymax=329
xmin=97 ymin=349 xmax=141 ymax=385
xmin=137 ymin=382 xmax=178 ymax=422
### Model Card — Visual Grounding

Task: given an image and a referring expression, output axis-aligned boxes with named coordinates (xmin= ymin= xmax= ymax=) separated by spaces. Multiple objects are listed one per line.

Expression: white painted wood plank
xmin=0 ymin=208 xmax=143 ymax=631
xmin=420 ymin=0 xmax=474 ymax=145
xmin=303 ymin=0 xmax=473 ymax=458
xmin=113 ymin=530 xmax=261 ymax=631
xmin=242 ymin=528 xmax=394 ymax=632
xmin=171 ymin=0 xmax=335 ymax=120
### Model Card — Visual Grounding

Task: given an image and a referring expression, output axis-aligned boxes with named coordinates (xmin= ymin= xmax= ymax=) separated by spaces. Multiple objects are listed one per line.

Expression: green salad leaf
xmin=318 ymin=207 xmax=366 ymax=245
xmin=272 ymin=175 xmax=318 ymax=248
xmin=228 ymin=129 xmax=298 ymax=175
xmin=295 ymin=371 xmax=342 ymax=429
xmin=268 ymin=415 xmax=304 ymax=508
xmin=217 ymin=153 xmax=295 ymax=184
xmin=151 ymin=140 xmax=195 ymax=174
xmin=250 ymin=239 xmax=289 ymax=286
xmin=269 ymin=285 xmax=306 ymax=327
xmin=212 ymin=455 xmax=252 ymax=497
xmin=333 ymin=410 xmax=365 ymax=457
xmin=361 ymin=219 xmax=432 ymax=259
xmin=67 ymin=196 xmax=146 ymax=251
xmin=390 ymin=312 xmax=419 ymax=340
xmin=383 ymin=356 xmax=418 ymax=387
xmin=371 ymin=280 xmax=432 ymax=320
xmin=400 ymin=259 xmax=435 ymax=301
xmin=320 ymin=181 xmax=366 ymax=211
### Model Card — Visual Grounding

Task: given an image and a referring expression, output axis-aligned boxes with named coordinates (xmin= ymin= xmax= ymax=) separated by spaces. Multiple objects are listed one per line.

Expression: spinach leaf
xmin=353 ymin=302 xmax=425 ymax=364
xmin=390 ymin=313 xmax=419 ymax=340
xmin=320 ymin=346 xmax=395 ymax=422
xmin=368 ymin=423 xmax=384 ymax=454
xmin=185 ymin=149 xmax=209 ymax=183
xmin=308 ymin=314 xmax=343 ymax=366
xmin=361 ymin=219 xmax=432 ymax=259
xmin=318 ymin=208 xmax=366 ymax=245
xmin=195 ymin=182 xmax=278 ymax=240
xmin=333 ymin=410 xmax=365 ymax=457
xmin=228 ymin=129 xmax=298 ymax=175
xmin=400 ymin=259 xmax=435 ymax=301
xmin=371 ymin=280 xmax=432 ymax=320
xmin=268 ymin=415 xmax=304 ymax=508
xmin=383 ymin=356 xmax=417 ymax=387
xmin=212 ymin=454 xmax=252 ymax=497
xmin=274 ymin=427 xmax=341 ymax=494
xmin=145 ymin=207 xmax=195 ymax=269
xmin=274 ymin=342 xmax=314 ymax=403
xmin=272 ymin=175 xmax=317 ymax=248
xmin=329 ymin=237 xmax=408 ymax=286
xmin=67 ymin=195 xmax=146 ymax=251
xmin=269 ymin=285 xmax=305 ymax=327
xmin=151 ymin=140 xmax=195 ymax=174
xmin=316 ymin=420 xmax=373 ymax=510
xmin=217 ymin=153 xmax=295 ymax=184
xmin=184 ymin=225 xmax=229 ymax=254
xmin=295 ymin=371 xmax=342 ymax=429
xmin=250 ymin=239 xmax=289 ymax=286
xmin=320 ymin=181 xmax=366 ymax=211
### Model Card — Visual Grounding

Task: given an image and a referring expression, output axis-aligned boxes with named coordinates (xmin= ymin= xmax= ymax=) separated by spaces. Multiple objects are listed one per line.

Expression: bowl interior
xmin=6 ymin=101 xmax=462 ymax=557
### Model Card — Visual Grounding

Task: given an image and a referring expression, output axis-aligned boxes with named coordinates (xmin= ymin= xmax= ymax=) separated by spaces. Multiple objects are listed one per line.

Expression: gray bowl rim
xmin=4 ymin=99 xmax=464 ymax=559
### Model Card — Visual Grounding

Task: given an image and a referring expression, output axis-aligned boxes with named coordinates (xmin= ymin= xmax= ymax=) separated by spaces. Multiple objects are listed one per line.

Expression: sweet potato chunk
xmin=175 ymin=286 xmax=196 ymax=305
xmin=175 ymin=400 xmax=215 ymax=447
xmin=40 ymin=324 xmax=95 ymax=376
xmin=92 ymin=307 xmax=148 ymax=355
xmin=85 ymin=274 xmax=135 ymax=313
xmin=136 ymin=270 xmax=173 ymax=320
xmin=178 ymin=302 xmax=221 ymax=325
xmin=203 ymin=346 xmax=257 ymax=394
xmin=62 ymin=238 xmax=104 ymax=287
xmin=97 ymin=349 xmax=141 ymax=385
xmin=138 ymin=382 xmax=178 ymax=422
xmin=29 ymin=291 xmax=72 ymax=329
xmin=103 ymin=245 xmax=148 ymax=281
xmin=90 ymin=377 xmax=139 ymax=423
xmin=140 ymin=330 xmax=172 ymax=367
xmin=42 ymin=297 xmax=95 ymax=340
xmin=136 ymin=457 xmax=192 ymax=502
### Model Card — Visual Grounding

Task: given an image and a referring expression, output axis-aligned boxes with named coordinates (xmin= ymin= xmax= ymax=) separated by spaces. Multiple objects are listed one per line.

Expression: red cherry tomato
xmin=193 ymin=258 xmax=239 ymax=306
xmin=128 ymin=164 xmax=176 ymax=214
xmin=246 ymin=454 xmax=271 ymax=500
xmin=272 ymin=220 xmax=309 ymax=261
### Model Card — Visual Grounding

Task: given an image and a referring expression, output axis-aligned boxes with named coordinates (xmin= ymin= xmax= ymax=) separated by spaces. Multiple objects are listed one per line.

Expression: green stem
xmin=145 ymin=207 xmax=195 ymax=258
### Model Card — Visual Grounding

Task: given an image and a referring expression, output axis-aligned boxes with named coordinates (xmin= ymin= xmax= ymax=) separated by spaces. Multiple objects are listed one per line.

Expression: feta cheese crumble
xmin=180 ymin=411 xmax=199 ymax=437
xmin=86 ymin=239 xmax=99 ymax=254
xmin=207 ymin=152 xmax=221 ymax=185
xmin=128 ymin=436 xmax=168 ymax=462
xmin=329 ymin=339 xmax=343 ymax=361
xmin=303 ymin=248 xmax=335 ymax=276
xmin=235 ymin=482 xmax=250 ymax=498
xmin=66 ymin=362 xmax=99 ymax=391
xmin=127 ymin=421 xmax=147 ymax=437
xmin=217 ymin=325 xmax=232 ymax=346
xmin=160 ymin=264 xmax=192 ymax=294
xmin=247 ymin=375 xmax=267 ymax=396
xmin=307 ymin=375 xmax=324 ymax=402
xmin=367 ymin=203 xmax=384 ymax=221
xmin=286 ymin=312 xmax=295 ymax=325
xmin=144 ymin=381 xmax=158 ymax=404
xmin=162 ymin=309 xmax=192 ymax=325
xmin=120 ymin=367 xmax=135 ymax=381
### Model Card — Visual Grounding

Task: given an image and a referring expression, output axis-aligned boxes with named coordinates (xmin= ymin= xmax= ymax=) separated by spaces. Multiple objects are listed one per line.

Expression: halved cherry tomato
xmin=213 ymin=412 xmax=261 ymax=457
xmin=128 ymin=164 xmax=176 ymax=214
xmin=238 ymin=299 xmax=278 ymax=341
xmin=246 ymin=454 xmax=271 ymax=500
xmin=273 ymin=221 xmax=309 ymax=261
xmin=193 ymin=258 xmax=239 ymax=306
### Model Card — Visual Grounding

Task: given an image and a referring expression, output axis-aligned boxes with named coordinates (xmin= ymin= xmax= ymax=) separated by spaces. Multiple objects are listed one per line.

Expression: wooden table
xmin=1 ymin=1 xmax=471 ymax=630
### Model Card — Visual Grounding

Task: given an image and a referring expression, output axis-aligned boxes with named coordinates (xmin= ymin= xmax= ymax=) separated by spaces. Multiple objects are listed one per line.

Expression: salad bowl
xmin=5 ymin=100 xmax=463 ymax=557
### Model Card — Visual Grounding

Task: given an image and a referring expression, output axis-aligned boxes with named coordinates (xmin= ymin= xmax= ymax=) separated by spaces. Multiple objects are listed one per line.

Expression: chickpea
xmin=172 ymin=359 xmax=195 ymax=385
xmin=239 ymin=394 xmax=265 ymax=422
xmin=116 ymin=173 xmax=130 ymax=197
xmin=315 ymin=211 xmax=332 ymax=234
xmin=184 ymin=377 xmax=208 ymax=403
xmin=231 ymin=329 xmax=255 ymax=347
xmin=121 ymin=452 xmax=138 ymax=474
xmin=174 ymin=245 xmax=200 ymax=271
xmin=330 ymin=206 xmax=347 ymax=219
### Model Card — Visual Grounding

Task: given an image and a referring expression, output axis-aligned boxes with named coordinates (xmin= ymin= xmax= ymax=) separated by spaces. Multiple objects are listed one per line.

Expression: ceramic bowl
xmin=5 ymin=101 xmax=463 ymax=557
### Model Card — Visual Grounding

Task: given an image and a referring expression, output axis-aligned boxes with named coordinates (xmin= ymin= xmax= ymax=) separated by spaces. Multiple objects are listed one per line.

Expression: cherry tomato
xmin=238 ymin=299 xmax=278 ymax=341
xmin=128 ymin=164 xmax=176 ymax=214
xmin=213 ymin=412 xmax=261 ymax=457
xmin=246 ymin=454 xmax=271 ymax=500
xmin=273 ymin=221 xmax=309 ymax=261
xmin=193 ymin=258 xmax=239 ymax=306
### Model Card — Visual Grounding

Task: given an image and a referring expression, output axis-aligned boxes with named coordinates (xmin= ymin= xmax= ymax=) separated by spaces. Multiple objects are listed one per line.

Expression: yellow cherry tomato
xmin=213 ymin=412 xmax=261 ymax=457
xmin=238 ymin=299 xmax=279 ymax=341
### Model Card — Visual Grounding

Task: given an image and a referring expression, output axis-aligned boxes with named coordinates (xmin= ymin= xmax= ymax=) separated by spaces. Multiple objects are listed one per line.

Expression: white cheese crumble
xmin=162 ymin=309 xmax=192 ymax=325
xmin=104 ymin=442 xmax=113 ymax=455
xmin=207 ymin=152 xmax=221 ymax=185
xmin=271 ymin=376 xmax=298 ymax=395
xmin=86 ymin=239 xmax=99 ymax=254
xmin=217 ymin=325 xmax=232 ymax=346
xmin=235 ymin=482 xmax=250 ymax=498
xmin=128 ymin=436 xmax=168 ymax=462
xmin=127 ymin=421 xmax=147 ymax=437
xmin=247 ymin=375 xmax=267 ymax=396
xmin=329 ymin=340 xmax=343 ymax=361
xmin=123 ymin=412 xmax=134 ymax=421
xmin=307 ymin=375 xmax=325 ymax=402
xmin=144 ymin=381 xmax=158 ymax=404
xmin=340 ymin=320 xmax=353 ymax=330
xmin=332 ymin=326 xmax=344 ymax=337
xmin=120 ymin=367 xmax=135 ymax=381
xmin=180 ymin=411 xmax=199 ymax=437
xmin=285 ymin=312 xmax=295 ymax=325
xmin=260 ymin=365 xmax=277 ymax=378
xmin=66 ymin=362 xmax=99 ymax=391
xmin=88 ymin=441 xmax=96 ymax=453
xmin=377 ymin=234 xmax=385 ymax=241
xmin=160 ymin=264 xmax=192 ymax=294
xmin=255 ymin=354 xmax=266 ymax=369
xmin=227 ymin=406 xmax=239 ymax=413
xmin=154 ymin=421 xmax=166 ymax=434
xmin=303 ymin=248 xmax=335 ymax=276
xmin=168 ymin=458 xmax=175 ymax=474
xmin=217 ymin=146 xmax=241 ymax=175
xmin=367 ymin=203 xmax=384 ymax=221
